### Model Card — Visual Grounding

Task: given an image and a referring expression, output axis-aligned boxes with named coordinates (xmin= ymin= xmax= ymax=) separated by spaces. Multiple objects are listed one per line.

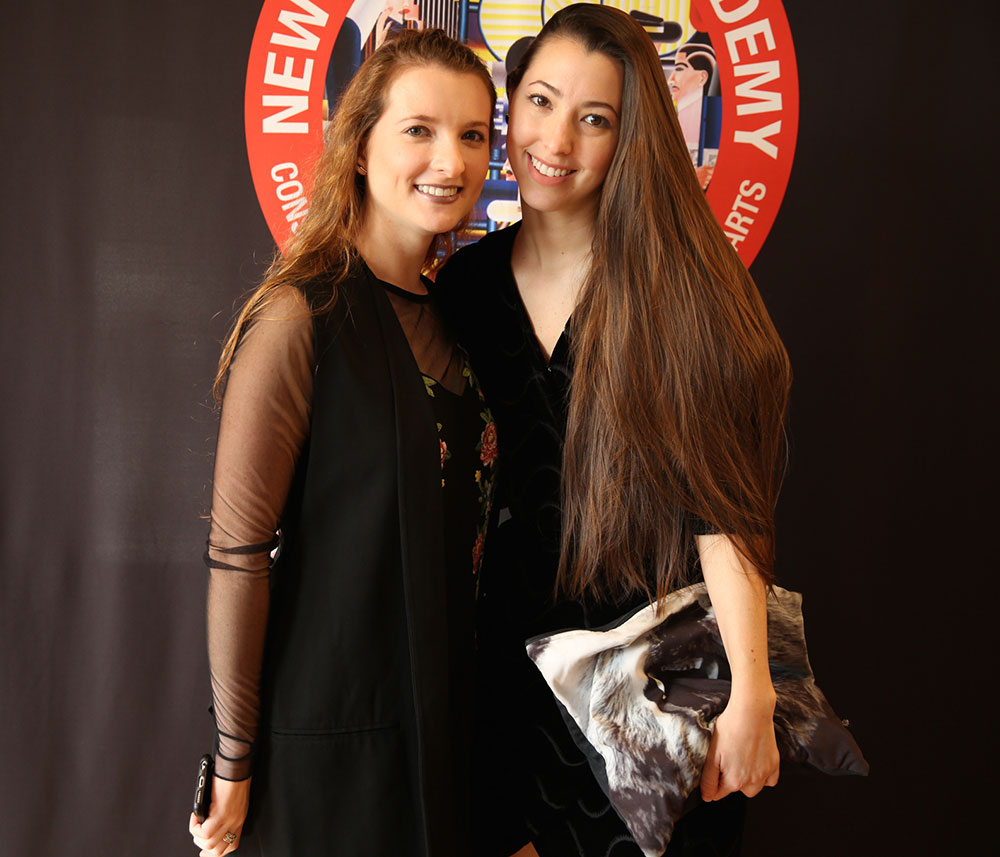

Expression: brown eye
xmin=583 ymin=113 xmax=609 ymax=128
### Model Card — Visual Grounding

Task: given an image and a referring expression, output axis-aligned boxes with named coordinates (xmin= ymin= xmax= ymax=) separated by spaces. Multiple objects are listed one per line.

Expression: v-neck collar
xmin=502 ymin=222 xmax=573 ymax=369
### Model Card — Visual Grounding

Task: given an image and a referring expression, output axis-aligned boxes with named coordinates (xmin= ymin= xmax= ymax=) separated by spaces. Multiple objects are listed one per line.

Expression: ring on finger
xmin=223 ymin=832 xmax=237 ymax=844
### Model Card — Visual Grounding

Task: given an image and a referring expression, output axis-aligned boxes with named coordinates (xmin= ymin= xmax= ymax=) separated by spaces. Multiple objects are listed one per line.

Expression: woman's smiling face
xmin=506 ymin=37 xmax=624 ymax=219
xmin=359 ymin=64 xmax=492 ymax=247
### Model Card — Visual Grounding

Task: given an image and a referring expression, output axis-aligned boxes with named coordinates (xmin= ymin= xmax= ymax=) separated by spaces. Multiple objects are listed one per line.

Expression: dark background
xmin=1 ymin=2 xmax=994 ymax=855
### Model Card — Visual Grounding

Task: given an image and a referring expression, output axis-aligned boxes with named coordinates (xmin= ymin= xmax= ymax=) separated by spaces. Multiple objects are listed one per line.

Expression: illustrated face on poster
xmin=668 ymin=53 xmax=710 ymax=101
xmin=245 ymin=0 xmax=799 ymax=265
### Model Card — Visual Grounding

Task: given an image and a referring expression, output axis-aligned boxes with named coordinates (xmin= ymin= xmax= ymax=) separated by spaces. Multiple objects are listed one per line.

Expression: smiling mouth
xmin=415 ymin=184 xmax=460 ymax=197
xmin=529 ymin=154 xmax=575 ymax=178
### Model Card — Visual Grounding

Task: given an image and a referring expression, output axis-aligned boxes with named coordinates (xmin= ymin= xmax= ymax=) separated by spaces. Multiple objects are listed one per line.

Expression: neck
xmin=677 ymin=90 xmax=702 ymax=110
xmin=354 ymin=218 xmax=431 ymax=294
xmin=516 ymin=201 xmax=597 ymax=272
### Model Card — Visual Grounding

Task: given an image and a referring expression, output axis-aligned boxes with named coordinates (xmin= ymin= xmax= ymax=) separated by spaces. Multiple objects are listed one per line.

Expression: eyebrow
xmin=397 ymin=114 xmax=490 ymax=129
xmin=526 ymin=79 xmax=619 ymax=117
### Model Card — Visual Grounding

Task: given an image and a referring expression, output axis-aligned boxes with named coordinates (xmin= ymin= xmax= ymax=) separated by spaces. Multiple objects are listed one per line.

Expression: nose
xmin=431 ymin=136 xmax=464 ymax=177
xmin=543 ymin=114 xmax=573 ymax=156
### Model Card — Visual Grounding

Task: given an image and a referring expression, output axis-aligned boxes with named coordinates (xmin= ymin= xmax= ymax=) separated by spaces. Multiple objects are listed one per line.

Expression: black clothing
xmin=204 ymin=262 xmax=495 ymax=856
xmin=435 ymin=225 xmax=745 ymax=857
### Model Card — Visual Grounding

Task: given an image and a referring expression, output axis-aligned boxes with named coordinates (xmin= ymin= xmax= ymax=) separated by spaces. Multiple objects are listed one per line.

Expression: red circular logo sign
xmin=246 ymin=0 xmax=798 ymax=266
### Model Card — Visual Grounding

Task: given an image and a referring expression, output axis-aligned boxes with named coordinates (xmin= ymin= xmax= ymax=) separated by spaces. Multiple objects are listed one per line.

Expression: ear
xmin=357 ymin=138 xmax=369 ymax=175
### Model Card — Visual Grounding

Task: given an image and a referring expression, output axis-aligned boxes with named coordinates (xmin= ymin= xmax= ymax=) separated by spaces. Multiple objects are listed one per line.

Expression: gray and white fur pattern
xmin=527 ymin=583 xmax=868 ymax=857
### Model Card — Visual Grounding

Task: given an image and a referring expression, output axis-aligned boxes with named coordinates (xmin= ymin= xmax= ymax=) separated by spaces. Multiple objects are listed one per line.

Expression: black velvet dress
xmin=435 ymin=224 xmax=746 ymax=857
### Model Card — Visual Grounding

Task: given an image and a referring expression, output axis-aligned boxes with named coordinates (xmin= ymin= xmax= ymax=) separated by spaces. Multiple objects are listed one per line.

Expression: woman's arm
xmin=695 ymin=533 xmax=780 ymax=801
xmin=189 ymin=286 xmax=314 ymax=856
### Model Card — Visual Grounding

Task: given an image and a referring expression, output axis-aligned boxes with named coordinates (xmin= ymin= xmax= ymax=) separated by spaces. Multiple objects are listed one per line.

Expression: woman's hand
xmin=700 ymin=693 xmax=780 ymax=801
xmin=189 ymin=776 xmax=251 ymax=856
xmin=695 ymin=534 xmax=780 ymax=801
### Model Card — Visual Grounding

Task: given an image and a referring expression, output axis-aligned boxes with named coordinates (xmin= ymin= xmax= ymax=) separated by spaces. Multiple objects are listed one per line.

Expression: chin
xmin=520 ymin=184 xmax=590 ymax=216
xmin=422 ymin=215 xmax=467 ymax=236
xmin=517 ymin=190 xmax=559 ymax=213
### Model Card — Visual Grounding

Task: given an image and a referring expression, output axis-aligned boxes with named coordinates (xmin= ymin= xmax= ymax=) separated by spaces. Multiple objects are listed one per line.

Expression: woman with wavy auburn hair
xmin=435 ymin=4 xmax=791 ymax=855
xmin=187 ymin=29 xmax=497 ymax=857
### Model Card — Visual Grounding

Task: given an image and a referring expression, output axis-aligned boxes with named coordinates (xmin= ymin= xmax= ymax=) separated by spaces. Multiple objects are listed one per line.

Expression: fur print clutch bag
xmin=526 ymin=582 xmax=868 ymax=857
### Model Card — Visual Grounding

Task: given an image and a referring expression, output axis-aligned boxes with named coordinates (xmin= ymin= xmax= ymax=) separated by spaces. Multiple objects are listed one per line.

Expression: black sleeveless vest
xmin=241 ymin=267 xmax=466 ymax=856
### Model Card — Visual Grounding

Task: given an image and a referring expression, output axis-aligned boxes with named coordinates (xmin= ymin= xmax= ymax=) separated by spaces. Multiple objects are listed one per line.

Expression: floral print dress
xmin=377 ymin=277 xmax=497 ymax=606
xmin=423 ymin=354 xmax=497 ymax=602
xmin=378 ymin=277 xmax=498 ymax=781
xmin=421 ymin=347 xmax=497 ymax=784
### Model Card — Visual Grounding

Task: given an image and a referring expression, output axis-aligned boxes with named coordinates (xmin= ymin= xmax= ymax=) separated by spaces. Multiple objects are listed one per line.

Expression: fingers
xmin=193 ymin=827 xmax=242 ymax=857
xmin=741 ymin=767 xmax=779 ymax=797
xmin=706 ymin=769 xmax=771 ymax=801
xmin=700 ymin=756 xmax=779 ymax=802
xmin=189 ymin=813 xmax=242 ymax=856
xmin=198 ymin=813 xmax=221 ymax=840
xmin=736 ymin=765 xmax=779 ymax=798
xmin=738 ymin=751 xmax=780 ymax=797
xmin=699 ymin=750 xmax=721 ymax=801
xmin=221 ymin=829 xmax=241 ymax=854
xmin=205 ymin=829 xmax=241 ymax=857
xmin=710 ymin=770 xmax=738 ymax=802
xmin=189 ymin=814 xmax=209 ymax=847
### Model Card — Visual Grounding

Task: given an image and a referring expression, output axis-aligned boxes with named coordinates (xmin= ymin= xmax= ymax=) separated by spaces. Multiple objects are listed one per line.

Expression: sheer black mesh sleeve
xmin=204 ymin=286 xmax=314 ymax=781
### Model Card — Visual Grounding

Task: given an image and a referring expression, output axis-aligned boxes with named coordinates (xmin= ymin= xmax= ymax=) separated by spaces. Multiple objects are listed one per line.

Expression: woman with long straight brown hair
xmin=435 ymin=5 xmax=791 ymax=855
xmin=186 ymin=29 xmax=497 ymax=857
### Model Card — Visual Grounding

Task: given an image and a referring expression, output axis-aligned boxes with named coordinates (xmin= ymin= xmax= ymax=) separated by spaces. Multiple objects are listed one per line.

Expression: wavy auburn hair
xmin=509 ymin=5 xmax=792 ymax=602
xmin=214 ymin=28 xmax=495 ymax=400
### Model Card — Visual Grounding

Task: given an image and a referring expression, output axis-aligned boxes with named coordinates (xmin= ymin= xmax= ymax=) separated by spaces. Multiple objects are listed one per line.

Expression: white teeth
xmin=416 ymin=185 xmax=459 ymax=197
xmin=530 ymin=155 xmax=572 ymax=177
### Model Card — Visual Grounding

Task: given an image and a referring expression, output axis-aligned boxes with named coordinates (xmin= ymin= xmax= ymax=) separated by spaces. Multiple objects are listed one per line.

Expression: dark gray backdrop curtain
xmin=1 ymin=2 xmax=993 ymax=855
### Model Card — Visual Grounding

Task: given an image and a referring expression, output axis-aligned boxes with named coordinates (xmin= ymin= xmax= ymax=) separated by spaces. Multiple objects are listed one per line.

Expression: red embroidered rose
xmin=472 ymin=532 xmax=484 ymax=574
xmin=479 ymin=422 xmax=497 ymax=466
xmin=440 ymin=438 xmax=448 ymax=469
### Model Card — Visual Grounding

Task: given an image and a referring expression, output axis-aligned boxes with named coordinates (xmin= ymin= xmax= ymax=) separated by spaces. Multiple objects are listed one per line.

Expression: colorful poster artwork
xmin=246 ymin=0 xmax=798 ymax=265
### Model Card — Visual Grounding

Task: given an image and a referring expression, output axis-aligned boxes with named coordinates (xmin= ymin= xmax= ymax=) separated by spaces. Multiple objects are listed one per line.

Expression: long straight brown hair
xmin=213 ymin=29 xmax=495 ymax=401
xmin=508 ymin=5 xmax=792 ymax=603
